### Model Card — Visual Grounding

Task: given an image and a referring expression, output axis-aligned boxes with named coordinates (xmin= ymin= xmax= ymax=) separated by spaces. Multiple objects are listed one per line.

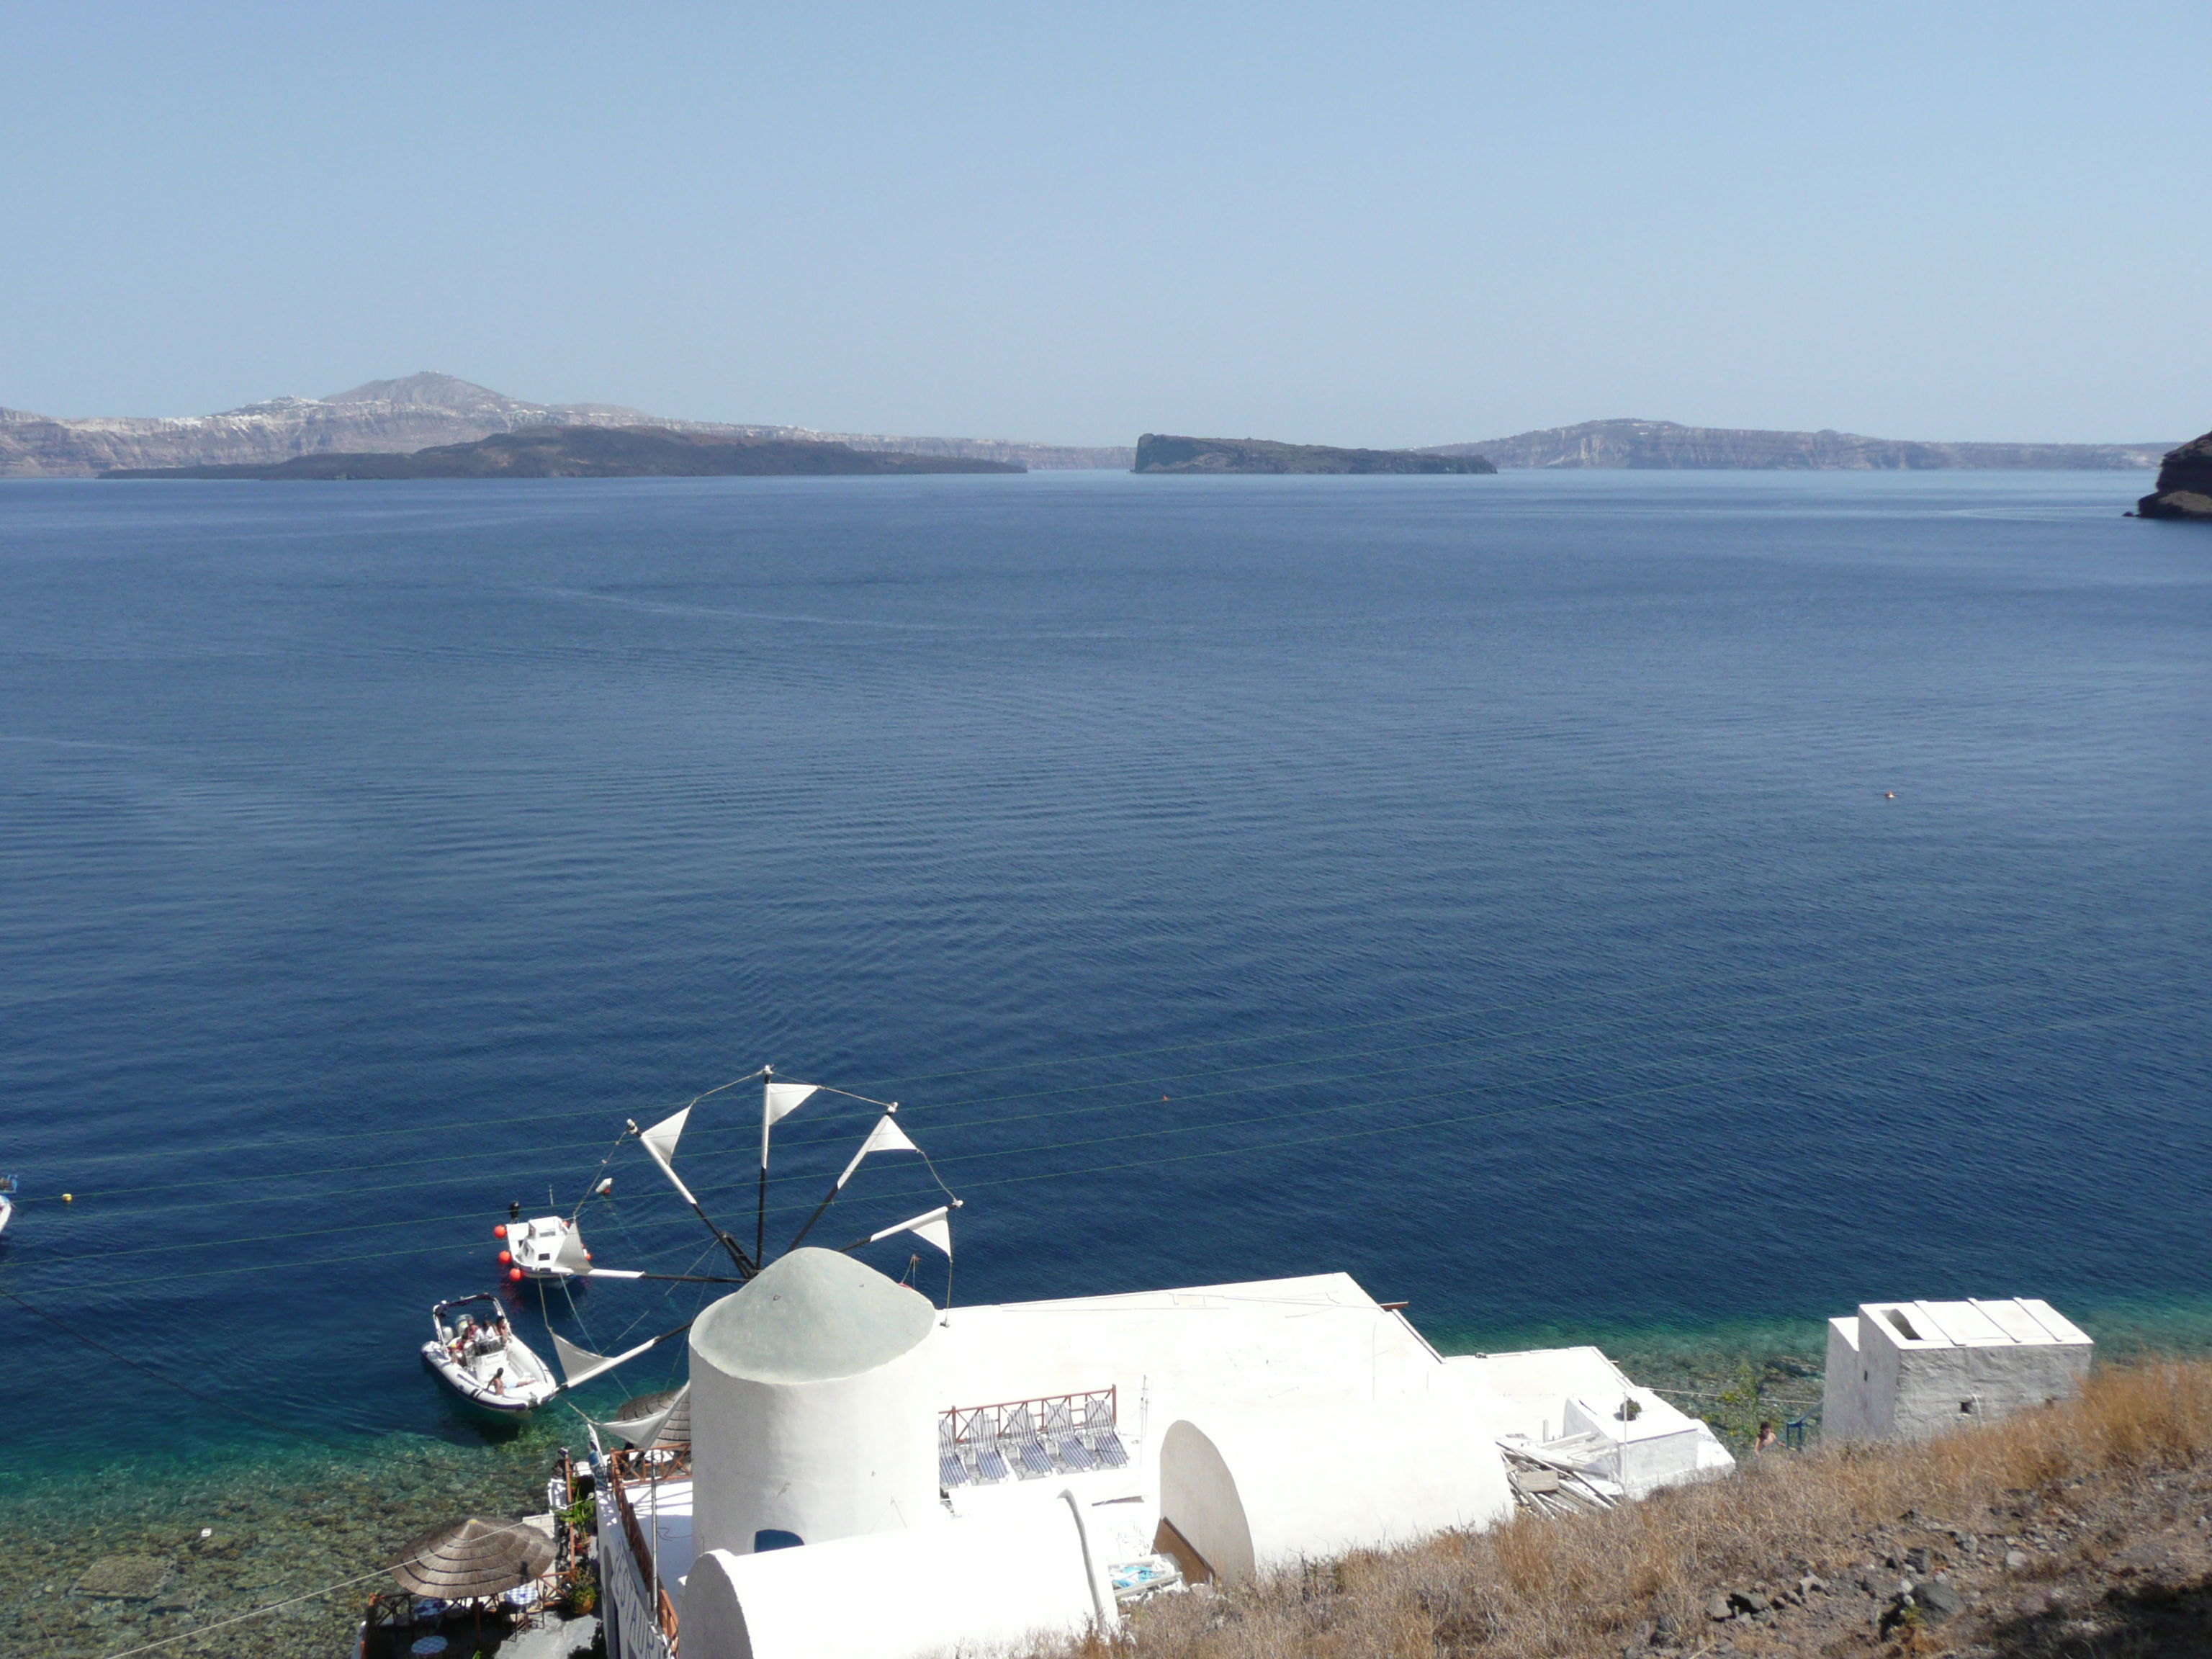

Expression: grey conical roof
xmin=691 ymin=1247 xmax=933 ymax=1384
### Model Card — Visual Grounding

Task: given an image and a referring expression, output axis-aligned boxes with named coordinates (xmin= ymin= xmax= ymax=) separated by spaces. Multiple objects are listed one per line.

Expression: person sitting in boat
xmin=489 ymin=1367 xmax=506 ymax=1395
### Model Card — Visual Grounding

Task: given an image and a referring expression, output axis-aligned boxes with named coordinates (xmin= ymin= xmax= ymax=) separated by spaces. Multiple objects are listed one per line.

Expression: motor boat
xmin=421 ymin=1294 xmax=559 ymax=1417
xmin=0 ymin=1174 xmax=16 ymax=1238
xmin=494 ymin=1213 xmax=591 ymax=1282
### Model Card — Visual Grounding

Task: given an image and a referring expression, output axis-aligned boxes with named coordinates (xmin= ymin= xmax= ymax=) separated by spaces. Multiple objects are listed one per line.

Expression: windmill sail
xmin=847 ymin=1203 xmax=954 ymax=1258
xmin=836 ymin=1112 xmax=918 ymax=1190
xmin=550 ymin=1323 xmax=691 ymax=1390
xmin=638 ymin=1106 xmax=698 ymax=1203
xmin=760 ymin=1081 xmax=819 ymax=1162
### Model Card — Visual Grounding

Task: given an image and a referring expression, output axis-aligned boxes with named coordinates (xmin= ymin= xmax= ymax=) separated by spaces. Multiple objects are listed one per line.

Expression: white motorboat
xmin=421 ymin=1294 xmax=559 ymax=1417
xmin=495 ymin=1212 xmax=592 ymax=1282
xmin=0 ymin=1174 xmax=17 ymax=1238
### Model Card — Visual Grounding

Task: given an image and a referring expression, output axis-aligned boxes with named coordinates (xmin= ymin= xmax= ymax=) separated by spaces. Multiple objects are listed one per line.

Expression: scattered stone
xmin=1707 ymin=1591 xmax=1735 ymax=1622
xmin=73 ymin=1557 xmax=171 ymax=1600
xmin=1650 ymin=1611 xmax=1681 ymax=1646
xmin=2005 ymin=1548 xmax=2030 ymax=1571
xmin=1913 ymin=1578 xmax=1966 ymax=1623
xmin=1727 ymin=1589 xmax=1765 ymax=1614
xmin=1798 ymin=1573 xmax=1826 ymax=1596
xmin=1903 ymin=1545 xmax=1932 ymax=1574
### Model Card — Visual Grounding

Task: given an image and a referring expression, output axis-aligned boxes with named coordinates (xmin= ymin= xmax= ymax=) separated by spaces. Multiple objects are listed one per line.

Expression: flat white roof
xmin=1860 ymin=1299 xmax=2090 ymax=1349
xmin=932 ymin=1273 xmax=1483 ymax=1422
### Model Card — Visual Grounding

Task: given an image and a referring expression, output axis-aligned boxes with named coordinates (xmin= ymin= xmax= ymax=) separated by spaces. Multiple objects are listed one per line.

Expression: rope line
xmin=22 ymin=938 xmax=2177 ymax=1184
xmin=13 ymin=992 xmax=2197 ymax=1296
xmin=0 ymin=1287 xmax=360 ymax=1445
xmin=18 ymin=971 xmax=2184 ymax=1244
xmin=86 ymin=1516 xmax=557 ymax=1659
xmin=12 ymin=989 xmax=2118 ymax=1270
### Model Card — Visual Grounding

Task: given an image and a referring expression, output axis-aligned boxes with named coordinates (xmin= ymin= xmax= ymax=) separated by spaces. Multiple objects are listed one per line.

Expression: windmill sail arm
xmin=839 ymin=1201 xmax=957 ymax=1257
xmin=551 ymin=1321 xmax=693 ymax=1391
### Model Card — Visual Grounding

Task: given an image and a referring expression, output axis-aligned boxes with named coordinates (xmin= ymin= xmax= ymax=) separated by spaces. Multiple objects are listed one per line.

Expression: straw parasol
xmin=389 ymin=1516 xmax=555 ymax=1600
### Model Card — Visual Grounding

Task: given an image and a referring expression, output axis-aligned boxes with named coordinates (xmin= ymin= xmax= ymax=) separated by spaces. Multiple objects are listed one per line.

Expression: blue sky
xmin=3 ymin=3 xmax=2205 ymax=446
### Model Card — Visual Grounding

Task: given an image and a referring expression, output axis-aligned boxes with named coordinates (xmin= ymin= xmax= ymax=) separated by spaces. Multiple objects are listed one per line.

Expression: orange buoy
xmin=493 ymin=1223 xmax=506 ymax=1238
xmin=498 ymin=1249 xmax=512 ymax=1265
xmin=508 ymin=1267 xmax=523 ymax=1282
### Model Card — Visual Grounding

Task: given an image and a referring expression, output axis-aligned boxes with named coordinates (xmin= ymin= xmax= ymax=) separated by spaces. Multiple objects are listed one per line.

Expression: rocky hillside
xmin=2135 ymin=430 xmax=2212 ymax=520
xmin=107 ymin=425 xmax=1022 ymax=479
xmin=1135 ymin=433 xmax=1495 ymax=475
xmin=1431 ymin=418 xmax=2172 ymax=471
xmin=0 ymin=373 xmax=1128 ymax=477
xmin=1057 ymin=1359 xmax=2212 ymax=1659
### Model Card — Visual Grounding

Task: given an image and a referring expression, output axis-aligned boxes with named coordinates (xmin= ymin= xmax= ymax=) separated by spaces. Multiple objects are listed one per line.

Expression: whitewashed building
xmin=590 ymin=1249 xmax=1732 ymax=1659
xmin=1820 ymin=1298 xmax=2093 ymax=1443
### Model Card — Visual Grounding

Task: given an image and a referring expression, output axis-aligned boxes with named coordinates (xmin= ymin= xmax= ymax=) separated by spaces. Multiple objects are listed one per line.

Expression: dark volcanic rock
xmin=1133 ymin=433 xmax=1495 ymax=475
xmin=2136 ymin=429 xmax=2212 ymax=520
xmin=104 ymin=425 xmax=1023 ymax=480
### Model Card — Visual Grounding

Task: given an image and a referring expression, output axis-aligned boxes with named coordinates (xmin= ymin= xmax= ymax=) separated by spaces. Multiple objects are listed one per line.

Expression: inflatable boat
xmin=421 ymin=1294 xmax=559 ymax=1417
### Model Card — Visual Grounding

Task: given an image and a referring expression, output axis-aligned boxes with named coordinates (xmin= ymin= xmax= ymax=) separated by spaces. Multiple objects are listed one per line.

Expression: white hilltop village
xmin=467 ymin=1078 xmax=2098 ymax=1659
xmin=0 ymin=372 xmax=1134 ymax=477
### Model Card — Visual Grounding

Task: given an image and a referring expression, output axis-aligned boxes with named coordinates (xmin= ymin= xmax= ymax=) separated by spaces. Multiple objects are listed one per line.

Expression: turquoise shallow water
xmin=1 ymin=469 xmax=2207 ymax=1629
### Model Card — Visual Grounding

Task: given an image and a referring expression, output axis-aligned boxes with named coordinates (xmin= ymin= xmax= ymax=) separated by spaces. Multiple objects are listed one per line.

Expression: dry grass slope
xmin=1058 ymin=1362 xmax=2212 ymax=1659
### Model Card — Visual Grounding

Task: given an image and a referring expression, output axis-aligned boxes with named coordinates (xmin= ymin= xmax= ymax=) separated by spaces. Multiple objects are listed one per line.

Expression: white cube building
xmin=1821 ymin=1298 xmax=2092 ymax=1443
xmin=594 ymin=1251 xmax=1735 ymax=1659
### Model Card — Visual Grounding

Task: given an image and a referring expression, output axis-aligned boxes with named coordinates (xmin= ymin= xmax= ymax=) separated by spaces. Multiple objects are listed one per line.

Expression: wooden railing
xmin=605 ymin=1452 xmax=684 ymax=1650
xmin=942 ymin=1386 xmax=1116 ymax=1444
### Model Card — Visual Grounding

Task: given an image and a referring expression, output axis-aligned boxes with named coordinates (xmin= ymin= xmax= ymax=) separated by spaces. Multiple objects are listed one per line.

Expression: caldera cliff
xmin=2136 ymin=429 xmax=2212 ymax=520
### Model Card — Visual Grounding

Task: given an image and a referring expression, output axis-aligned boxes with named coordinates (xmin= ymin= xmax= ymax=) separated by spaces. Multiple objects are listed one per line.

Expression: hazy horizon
xmin=3 ymin=4 xmax=2206 ymax=448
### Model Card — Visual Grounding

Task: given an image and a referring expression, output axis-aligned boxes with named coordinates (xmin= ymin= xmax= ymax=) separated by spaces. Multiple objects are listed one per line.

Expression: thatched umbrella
xmin=389 ymin=1516 xmax=555 ymax=1601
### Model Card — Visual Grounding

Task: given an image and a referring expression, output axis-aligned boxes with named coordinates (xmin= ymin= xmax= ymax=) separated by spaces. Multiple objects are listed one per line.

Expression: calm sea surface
xmin=3 ymin=469 xmax=2208 ymax=1502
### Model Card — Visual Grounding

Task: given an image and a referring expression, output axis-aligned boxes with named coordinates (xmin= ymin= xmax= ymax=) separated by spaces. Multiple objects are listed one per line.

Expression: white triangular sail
xmin=601 ymin=1383 xmax=691 ymax=1450
xmin=551 ymin=1327 xmax=678 ymax=1390
xmin=868 ymin=1204 xmax=953 ymax=1257
xmin=907 ymin=1211 xmax=952 ymax=1256
xmin=761 ymin=1081 xmax=820 ymax=1167
xmin=553 ymin=1225 xmax=591 ymax=1274
xmin=639 ymin=1106 xmax=699 ymax=1205
xmin=640 ymin=1106 xmax=689 ymax=1164
xmin=835 ymin=1112 xmax=920 ymax=1190
xmin=552 ymin=1331 xmax=612 ymax=1388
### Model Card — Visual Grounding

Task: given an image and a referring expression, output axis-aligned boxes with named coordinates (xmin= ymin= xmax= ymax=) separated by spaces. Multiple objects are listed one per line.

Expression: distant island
xmin=2135 ymin=430 xmax=2212 ymax=521
xmin=104 ymin=425 xmax=1024 ymax=480
xmin=1134 ymin=434 xmax=1496 ymax=475
xmin=2 ymin=372 xmax=1128 ymax=478
xmin=1428 ymin=418 xmax=2172 ymax=471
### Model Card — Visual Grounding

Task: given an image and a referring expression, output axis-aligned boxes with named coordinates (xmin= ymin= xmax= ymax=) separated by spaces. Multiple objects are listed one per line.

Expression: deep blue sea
xmin=3 ymin=469 xmax=2208 ymax=1497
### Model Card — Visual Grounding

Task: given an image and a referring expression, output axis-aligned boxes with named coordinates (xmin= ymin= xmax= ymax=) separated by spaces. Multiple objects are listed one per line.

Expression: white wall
xmin=1560 ymin=1393 xmax=1702 ymax=1495
xmin=1822 ymin=1317 xmax=1863 ymax=1442
xmin=691 ymin=1331 xmax=938 ymax=1556
xmin=1822 ymin=1302 xmax=2092 ymax=1444
xmin=1156 ymin=1394 xmax=1514 ymax=1584
xmin=680 ymin=1492 xmax=1113 ymax=1659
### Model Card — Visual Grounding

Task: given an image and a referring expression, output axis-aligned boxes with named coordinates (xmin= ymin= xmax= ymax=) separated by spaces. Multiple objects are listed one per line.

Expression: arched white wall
xmin=1159 ymin=1395 xmax=1512 ymax=1583
xmin=682 ymin=1491 xmax=1114 ymax=1659
xmin=1156 ymin=1421 xmax=1256 ymax=1584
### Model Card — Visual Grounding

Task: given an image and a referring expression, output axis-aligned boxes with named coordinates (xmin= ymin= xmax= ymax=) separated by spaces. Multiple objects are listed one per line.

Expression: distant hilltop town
xmin=1431 ymin=418 xmax=2173 ymax=472
xmin=0 ymin=374 xmax=2180 ymax=477
xmin=0 ymin=373 xmax=1132 ymax=478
